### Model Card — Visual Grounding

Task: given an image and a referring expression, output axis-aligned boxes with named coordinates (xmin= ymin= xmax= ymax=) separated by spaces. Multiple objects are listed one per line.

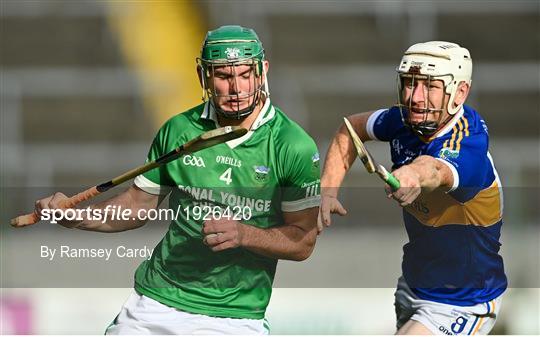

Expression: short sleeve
xmin=366 ymin=107 xmax=404 ymax=141
xmin=134 ymin=125 xmax=175 ymax=196
xmin=427 ymin=131 xmax=494 ymax=203
xmin=280 ymin=139 xmax=321 ymax=212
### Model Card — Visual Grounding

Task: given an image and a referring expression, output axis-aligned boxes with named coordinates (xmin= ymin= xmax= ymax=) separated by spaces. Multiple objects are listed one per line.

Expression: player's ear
xmin=453 ymin=81 xmax=470 ymax=106
xmin=262 ymin=60 xmax=269 ymax=75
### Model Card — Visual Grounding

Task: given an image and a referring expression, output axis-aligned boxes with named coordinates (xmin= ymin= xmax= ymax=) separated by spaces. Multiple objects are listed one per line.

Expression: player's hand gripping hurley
xmin=11 ymin=126 xmax=248 ymax=227
xmin=343 ymin=117 xmax=400 ymax=191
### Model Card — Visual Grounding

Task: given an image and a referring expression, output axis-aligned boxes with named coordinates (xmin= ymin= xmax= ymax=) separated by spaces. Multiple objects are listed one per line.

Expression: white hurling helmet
xmin=396 ymin=41 xmax=472 ymax=136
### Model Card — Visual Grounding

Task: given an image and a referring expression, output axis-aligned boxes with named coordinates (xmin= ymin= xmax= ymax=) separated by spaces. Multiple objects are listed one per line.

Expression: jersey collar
xmin=200 ymin=97 xmax=275 ymax=131
xmin=422 ymin=106 xmax=465 ymax=142
xmin=200 ymin=98 xmax=275 ymax=149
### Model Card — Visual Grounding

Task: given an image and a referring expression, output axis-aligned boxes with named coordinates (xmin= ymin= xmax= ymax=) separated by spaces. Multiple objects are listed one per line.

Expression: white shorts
xmin=105 ymin=291 xmax=270 ymax=335
xmin=394 ymin=276 xmax=503 ymax=335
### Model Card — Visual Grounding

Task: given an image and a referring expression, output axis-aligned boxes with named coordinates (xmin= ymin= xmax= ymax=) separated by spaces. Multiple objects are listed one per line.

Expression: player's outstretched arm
xmin=386 ymin=155 xmax=454 ymax=207
xmin=318 ymin=111 xmax=374 ymax=231
xmin=203 ymin=207 xmax=319 ymax=261
xmin=34 ymin=185 xmax=165 ymax=232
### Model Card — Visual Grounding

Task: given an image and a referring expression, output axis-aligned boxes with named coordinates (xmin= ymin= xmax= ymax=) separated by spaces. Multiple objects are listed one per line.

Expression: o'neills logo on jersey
xmin=182 ymin=155 xmax=206 ymax=167
xmin=216 ymin=155 xmax=242 ymax=168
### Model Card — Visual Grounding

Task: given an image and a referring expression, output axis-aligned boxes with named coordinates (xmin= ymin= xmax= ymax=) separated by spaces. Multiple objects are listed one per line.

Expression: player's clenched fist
xmin=202 ymin=219 xmax=246 ymax=252
xmin=34 ymin=192 xmax=80 ymax=228
xmin=385 ymin=165 xmax=421 ymax=207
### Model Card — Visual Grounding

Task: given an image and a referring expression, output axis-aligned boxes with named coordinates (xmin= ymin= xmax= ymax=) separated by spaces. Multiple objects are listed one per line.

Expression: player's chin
xmin=410 ymin=117 xmax=433 ymax=124
xmin=409 ymin=113 xmax=438 ymax=124
xmin=219 ymin=102 xmax=250 ymax=112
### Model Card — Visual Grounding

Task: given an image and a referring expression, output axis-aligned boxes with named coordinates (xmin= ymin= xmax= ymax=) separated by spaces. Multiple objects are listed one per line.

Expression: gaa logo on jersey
xmin=182 ymin=155 xmax=206 ymax=167
xmin=438 ymin=148 xmax=459 ymax=160
xmin=253 ymin=165 xmax=270 ymax=182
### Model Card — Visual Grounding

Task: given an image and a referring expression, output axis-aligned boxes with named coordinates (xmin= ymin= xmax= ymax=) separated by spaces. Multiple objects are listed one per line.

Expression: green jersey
xmin=133 ymin=99 xmax=320 ymax=319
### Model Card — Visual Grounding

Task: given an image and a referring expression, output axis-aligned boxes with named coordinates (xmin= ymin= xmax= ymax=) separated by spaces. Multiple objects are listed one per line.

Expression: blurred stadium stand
xmin=1 ymin=0 xmax=538 ymax=334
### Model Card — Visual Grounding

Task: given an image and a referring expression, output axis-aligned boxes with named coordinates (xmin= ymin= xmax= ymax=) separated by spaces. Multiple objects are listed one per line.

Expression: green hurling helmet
xmin=201 ymin=25 xmax=265 ymax=67
xmin=198 ymin=25 xmax=268 ymax=120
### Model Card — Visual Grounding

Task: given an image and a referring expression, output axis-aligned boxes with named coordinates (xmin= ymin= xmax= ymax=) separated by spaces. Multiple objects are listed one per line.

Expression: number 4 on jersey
xmin=219 ymin=168 xmax=233 ymax=185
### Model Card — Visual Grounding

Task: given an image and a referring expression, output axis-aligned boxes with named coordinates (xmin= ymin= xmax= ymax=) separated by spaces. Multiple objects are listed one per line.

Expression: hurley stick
xmin=11 ymin=126 xmax=247 ymax=227
xmin=343 ymin=117 xmax=400 ymax=191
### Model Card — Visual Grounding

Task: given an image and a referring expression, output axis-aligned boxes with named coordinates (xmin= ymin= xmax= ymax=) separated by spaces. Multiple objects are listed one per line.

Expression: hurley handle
xmin=10 ymin=186 xmax=100 ymax=227
xmin=384 ymin=172 xmax=401 ymax=192
xmin=377 ymin=165 xmax=401 ymax=192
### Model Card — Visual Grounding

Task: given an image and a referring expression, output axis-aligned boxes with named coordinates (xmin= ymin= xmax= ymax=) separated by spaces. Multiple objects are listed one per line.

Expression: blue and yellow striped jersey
xmin=366 ymin=105 xmax=507 ymax=306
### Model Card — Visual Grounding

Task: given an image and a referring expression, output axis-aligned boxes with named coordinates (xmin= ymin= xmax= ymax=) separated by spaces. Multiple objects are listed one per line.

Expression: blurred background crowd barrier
xmin=1 ymin=0 xmax=538 ymax=334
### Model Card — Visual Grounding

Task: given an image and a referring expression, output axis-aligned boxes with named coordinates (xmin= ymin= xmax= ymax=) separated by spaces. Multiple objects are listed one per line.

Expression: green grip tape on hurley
xmin=385 ymin=173 xmax=401 ymax=191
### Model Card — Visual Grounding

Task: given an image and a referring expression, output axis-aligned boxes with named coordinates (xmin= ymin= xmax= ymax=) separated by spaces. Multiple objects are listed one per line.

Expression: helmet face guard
xmin=395 ymin=41 xmax=472 ymax=137
xmin=198 ymin=25 xmax=268 ymax=120
xmin=396 ymin=72 xmax=451 ymax=137
xmin=198 ymin=56 xmax=267 ymax=120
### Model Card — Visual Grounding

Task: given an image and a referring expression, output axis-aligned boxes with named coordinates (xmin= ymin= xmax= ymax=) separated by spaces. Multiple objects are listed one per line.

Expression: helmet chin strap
xmin=409 ymin=108 xmax=454 ymax=137
xmin=211 ymin=83 xmax=265 ymax=120
xmin=411 ymin=120 xmax=439 ymax=136
xmin=211 ymin=95 xmax=259 ymax=120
